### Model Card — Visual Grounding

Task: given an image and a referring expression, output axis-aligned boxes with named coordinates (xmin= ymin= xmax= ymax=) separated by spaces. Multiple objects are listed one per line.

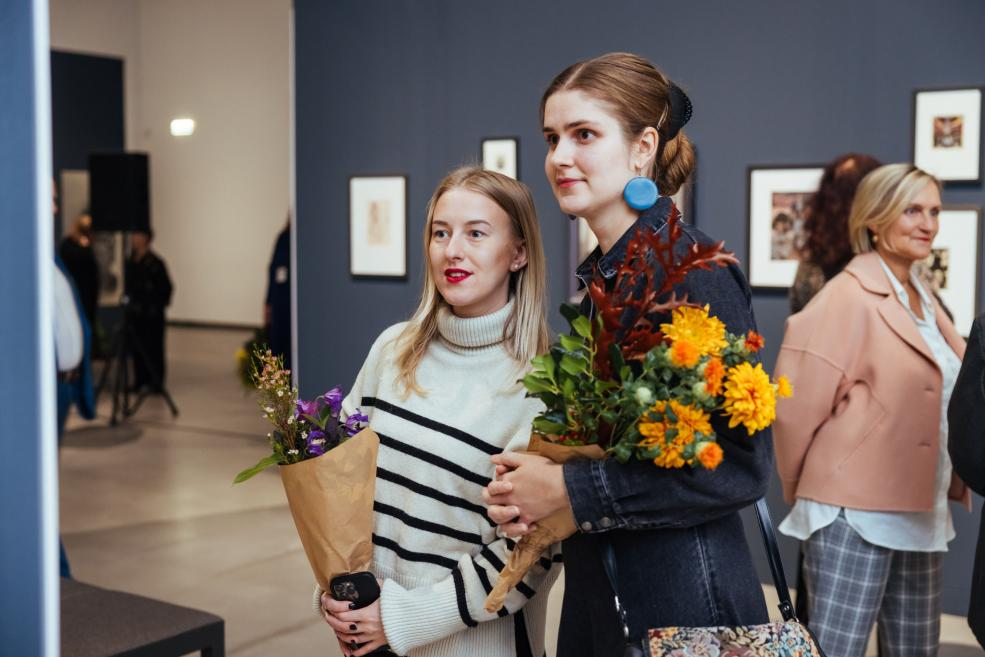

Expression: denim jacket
xmin=563 ymin=197 xmax=774 ymax=534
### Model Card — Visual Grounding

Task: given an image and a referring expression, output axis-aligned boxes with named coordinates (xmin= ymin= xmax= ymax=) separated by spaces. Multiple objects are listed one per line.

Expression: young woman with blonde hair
xmin=774 ymin=163 xmax=970 ymax=657
xmin=317 ymin=165 xmax=557 ymax=657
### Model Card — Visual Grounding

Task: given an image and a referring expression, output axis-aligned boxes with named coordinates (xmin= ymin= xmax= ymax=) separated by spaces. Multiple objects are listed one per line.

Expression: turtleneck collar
xmin=436 ymin=297 xmax=513 ymax=350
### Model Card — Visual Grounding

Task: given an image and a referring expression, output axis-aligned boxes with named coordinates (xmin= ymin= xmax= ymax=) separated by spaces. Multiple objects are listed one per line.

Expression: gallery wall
xmin=49 ymin=0 xmax=291 ymax=326
xmin=294 ymin=0 xmax=985 ymax=613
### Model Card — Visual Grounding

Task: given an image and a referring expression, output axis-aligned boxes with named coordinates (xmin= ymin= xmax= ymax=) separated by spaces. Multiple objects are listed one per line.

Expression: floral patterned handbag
xmin=601 ymin=500 xmax=827 ymax=657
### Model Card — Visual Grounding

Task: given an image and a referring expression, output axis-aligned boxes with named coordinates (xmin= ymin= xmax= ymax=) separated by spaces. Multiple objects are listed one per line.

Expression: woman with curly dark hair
xmin=789 ymin=153 xmax=882 ymax=313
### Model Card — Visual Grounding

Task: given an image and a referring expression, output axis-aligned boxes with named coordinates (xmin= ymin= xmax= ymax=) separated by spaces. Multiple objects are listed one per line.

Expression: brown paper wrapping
xmin=280 ymin=427 xmax=380 ymax=591
xmin=484 ymin=434 xmax=606 ymax=613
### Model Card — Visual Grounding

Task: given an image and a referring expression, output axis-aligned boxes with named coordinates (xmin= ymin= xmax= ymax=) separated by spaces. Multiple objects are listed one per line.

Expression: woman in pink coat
xmin=773 ymin=163 xmax=970 ymax=657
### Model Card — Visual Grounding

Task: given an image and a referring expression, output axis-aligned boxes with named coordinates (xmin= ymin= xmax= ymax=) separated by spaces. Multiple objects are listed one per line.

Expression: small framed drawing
xmin=747 ymin=165 xmax=824 ymax=289
xmin=349 ymin=175 xmax=407 ymax=279
xmin=926 ymin=206 xmax=981 ymax=336
xmin=913 ymin=88 xmax=982 ymax=183
xmin=482 ymin=137 xmax=519 ymax=180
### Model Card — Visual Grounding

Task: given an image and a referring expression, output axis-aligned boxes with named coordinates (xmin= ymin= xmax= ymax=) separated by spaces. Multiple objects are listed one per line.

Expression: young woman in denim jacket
xmin=482 ymin=53 xmax=773 ymax=655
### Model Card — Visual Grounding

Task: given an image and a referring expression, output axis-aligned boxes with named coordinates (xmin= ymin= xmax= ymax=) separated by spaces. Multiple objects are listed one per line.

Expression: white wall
xmin=49 ymin=0 xmax=142 ymax=150
xmin=49 ymin=0 xmax=290 ymax=326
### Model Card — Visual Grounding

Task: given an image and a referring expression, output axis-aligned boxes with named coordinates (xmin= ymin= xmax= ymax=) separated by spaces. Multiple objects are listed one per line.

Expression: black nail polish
xmin=348 ymin=602 xmax=357 ymax=609
xmin=350 ymin=623 xmax=357 ymax=630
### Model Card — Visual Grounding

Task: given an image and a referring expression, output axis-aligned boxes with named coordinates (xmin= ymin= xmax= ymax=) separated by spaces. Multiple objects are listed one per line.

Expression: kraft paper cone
xmin=484 ymin=434 xmax=605 ymax=613
xmin=280 ymin=427 xmax=380 ymax=592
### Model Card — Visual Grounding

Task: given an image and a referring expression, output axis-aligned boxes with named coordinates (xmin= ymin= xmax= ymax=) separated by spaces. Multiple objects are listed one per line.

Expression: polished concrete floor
xmin=61 ymin=327 xmax=981 ymax=656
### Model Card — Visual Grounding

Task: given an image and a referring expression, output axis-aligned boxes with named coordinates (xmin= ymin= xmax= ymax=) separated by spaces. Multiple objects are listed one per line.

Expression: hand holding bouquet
xmin=234 ymin=347 xmax=377 ymax=593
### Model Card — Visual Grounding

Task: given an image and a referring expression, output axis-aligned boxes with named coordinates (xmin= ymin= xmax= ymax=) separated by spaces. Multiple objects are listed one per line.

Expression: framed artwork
xmin=348 ymin=175 xmax=407 ymax=279
xmin=747 ymin=165 xmax=824 ymax=289
xmin=913 ymin=87 xmax=982 ymax=183
xmin=481 ymin=137 xmax=519 ymax=180
xmin=92 ymin=231 xmax=125 ymax=306
xmin=926 ymin=206 xmax=981 ymax=336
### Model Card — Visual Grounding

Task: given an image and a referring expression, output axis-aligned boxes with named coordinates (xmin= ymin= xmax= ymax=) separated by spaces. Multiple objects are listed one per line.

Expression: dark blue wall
xmin=0 ymin=0 xmax=57 ymax=653
xmin=50 ymin=50 xmax=125 ymax=235
xmin=295 ymin=0 xmax=985 ymax=615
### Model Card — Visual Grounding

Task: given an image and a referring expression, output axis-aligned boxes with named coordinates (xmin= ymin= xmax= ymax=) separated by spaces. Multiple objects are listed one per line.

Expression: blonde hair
xmin=393 ymin=166 xmax=550 ymax=395
xmin=540 ymin=52 xmax=695 ymax=196
xmin=848 ymin=163 xmax=941 ymax=254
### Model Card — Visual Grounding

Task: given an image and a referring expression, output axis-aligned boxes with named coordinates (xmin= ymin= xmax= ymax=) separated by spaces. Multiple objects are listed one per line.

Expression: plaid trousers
xmin=802 ymin=511 xmax=942 ymax=657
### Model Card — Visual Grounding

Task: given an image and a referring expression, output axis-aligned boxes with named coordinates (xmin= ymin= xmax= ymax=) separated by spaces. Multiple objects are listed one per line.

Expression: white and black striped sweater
xmin=329 ymin=300 xmax=560 ymax=657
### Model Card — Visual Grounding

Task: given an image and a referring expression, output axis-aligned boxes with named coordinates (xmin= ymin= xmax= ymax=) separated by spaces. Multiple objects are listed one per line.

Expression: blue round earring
xmin=623 ymin=173 xmax=659 ymax=211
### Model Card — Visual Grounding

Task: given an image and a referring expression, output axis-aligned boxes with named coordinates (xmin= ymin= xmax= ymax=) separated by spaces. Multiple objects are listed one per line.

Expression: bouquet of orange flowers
xmin=485 ymin=207 xmax=791 ymax=612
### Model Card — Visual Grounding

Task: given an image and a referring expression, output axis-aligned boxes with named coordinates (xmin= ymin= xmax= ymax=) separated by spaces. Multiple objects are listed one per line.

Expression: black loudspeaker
xmin=89 ymin=152 xmax=150 ymax=232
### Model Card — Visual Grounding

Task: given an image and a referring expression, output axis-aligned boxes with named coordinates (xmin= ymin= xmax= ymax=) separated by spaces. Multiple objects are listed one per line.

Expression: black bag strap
xmin=600 ymin=497 xmax=799 ymax=644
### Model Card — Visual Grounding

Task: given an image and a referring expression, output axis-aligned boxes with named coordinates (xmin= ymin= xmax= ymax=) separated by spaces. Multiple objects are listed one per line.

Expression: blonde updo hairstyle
xmin=393 ymin=166 xmax=550 ymax=396
xmin=539 ymin=52 xmax=695 ymax=196
xmin=847 ymin=163 xmax=941 ymax=255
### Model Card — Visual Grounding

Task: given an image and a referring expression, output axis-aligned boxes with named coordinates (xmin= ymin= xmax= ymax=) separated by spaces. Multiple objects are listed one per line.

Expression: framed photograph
xmin=747 ymin=165 xmax=824 ymax=289
xmin=92 ymin=231 xmax=125 ymax=306
xmin=913 ymin=87 xmax=982 ymax=183
xmin=926 ymin=206 xmax=981 ymax=336
xmin=481 ymin=137 xmax=518 ymax=180
xmin=349 ymin=175 xmax=407 ymax=279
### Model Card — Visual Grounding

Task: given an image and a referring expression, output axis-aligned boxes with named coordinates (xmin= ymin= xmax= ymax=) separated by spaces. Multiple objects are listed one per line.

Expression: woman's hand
xmin=321 ymin=587 xmax=389 ymax=657
xmin=482 ymin=452 xmax=570 ymax=536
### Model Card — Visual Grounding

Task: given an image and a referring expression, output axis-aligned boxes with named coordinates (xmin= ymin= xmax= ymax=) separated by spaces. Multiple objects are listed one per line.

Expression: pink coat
xmin=773 ymin=251 xmax=970 ymax=512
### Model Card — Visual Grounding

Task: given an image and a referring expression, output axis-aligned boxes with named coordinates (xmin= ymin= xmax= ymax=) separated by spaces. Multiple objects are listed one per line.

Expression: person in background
xmin=265 ymin=214 xmax=291 ymax=371
xmin=789 ymin=153 xmax=882 ymax=314
xmin=125 ymin=229 xmax=173 ymax=392
xmin=59 ymin=211 xmax=99 ymax=331
xmin=947 ymin=312 xmax=985 ymax=649
xmin=774 ymin=163 xmax=970 ymax=657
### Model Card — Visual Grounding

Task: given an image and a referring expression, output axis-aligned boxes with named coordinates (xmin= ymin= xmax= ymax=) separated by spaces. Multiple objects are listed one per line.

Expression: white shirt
xmin=779 ymin=256 xmax=961 ymax=552
xmin=53 ymin=264 xmax=83 ymax=372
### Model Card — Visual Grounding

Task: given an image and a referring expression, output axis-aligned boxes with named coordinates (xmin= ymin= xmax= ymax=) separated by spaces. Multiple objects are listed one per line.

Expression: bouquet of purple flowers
xmin=234 ymin=346 xmax=380 ymax=595
xmin=234 ymin=348 xmax=369 ymax=482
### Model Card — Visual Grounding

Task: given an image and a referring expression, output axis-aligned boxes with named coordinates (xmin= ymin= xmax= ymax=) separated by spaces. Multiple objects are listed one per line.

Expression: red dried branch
xmin=587 ymin=208 xmax=738 ymax=378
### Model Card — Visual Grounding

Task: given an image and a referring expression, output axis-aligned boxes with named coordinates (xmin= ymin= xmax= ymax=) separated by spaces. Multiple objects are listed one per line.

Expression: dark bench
xmin=61 ymin=578 xmax=224 ymax=657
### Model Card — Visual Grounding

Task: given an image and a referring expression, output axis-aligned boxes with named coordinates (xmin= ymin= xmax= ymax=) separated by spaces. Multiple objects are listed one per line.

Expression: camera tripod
xmin=95 ymin=298 xmax=179 ymax=425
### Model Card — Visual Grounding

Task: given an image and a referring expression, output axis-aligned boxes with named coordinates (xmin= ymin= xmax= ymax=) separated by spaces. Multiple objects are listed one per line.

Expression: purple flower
xmin=320 ymin=386 xmax=344 ymax=415
xmin=295 ymin=398 xmax=319 ymax=419
xmin=344 ymin=411 xmax=369 ymax=437
xmin=306 ymin=429 xmax=327 ymax=457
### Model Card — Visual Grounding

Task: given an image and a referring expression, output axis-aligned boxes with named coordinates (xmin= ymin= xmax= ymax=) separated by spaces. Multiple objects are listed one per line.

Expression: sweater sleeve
xmin=379 ymin=540 xmax=561 ymax=655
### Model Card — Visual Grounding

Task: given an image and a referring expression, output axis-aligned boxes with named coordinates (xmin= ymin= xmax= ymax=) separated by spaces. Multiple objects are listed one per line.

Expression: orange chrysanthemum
xmin=653 ymin=445 xmax=686 ymax=469
xmin=722 ymin=362 xmax=777 ymax=436
xmin=660 ymin=305 xmax=728 ymax=358
xmin=696 ymin=441 xmax=724 ymax=470
xmin=703 ymin=357 xmax=726 ymax=396
xmin=744 ymin=331 xmax=765 ymax=353
xmin=637 ymin=420 xmax=667 ymax=447
xmin=669 ymin=339 xmax=701 ymax=368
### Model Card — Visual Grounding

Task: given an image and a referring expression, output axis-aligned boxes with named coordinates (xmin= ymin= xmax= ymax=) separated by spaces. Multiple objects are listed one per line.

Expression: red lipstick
xmin=444 ymin=268 xmax=472 ymax=284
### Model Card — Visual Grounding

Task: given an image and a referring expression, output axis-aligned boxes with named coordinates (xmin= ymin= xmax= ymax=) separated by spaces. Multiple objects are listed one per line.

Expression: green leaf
xmin=560 ymin=303 xmax=582 ymax=324
xmin=571 ymin=315 xmax=593 ymax=339
xmin=532 ymin=417 xmax=568 ymax=435
xmin=562 ymin=377 xmax=576 ymax=399
xmin=559 ymin=334 xmax=585 ymax=353
xmin=233 ymin=454 xmax=283 ymax=484
xmin=522 ymin=374 xmax=557 ymax=394
xmin=560 ymin=354 xmax=588 ymax=376
xmin=531 ymin=353 xmax=556 ymax=381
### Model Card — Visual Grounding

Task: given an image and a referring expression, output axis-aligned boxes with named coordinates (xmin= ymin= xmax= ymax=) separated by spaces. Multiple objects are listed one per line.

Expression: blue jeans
xmin=557 ymin=511 xmax=767 ymax=656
